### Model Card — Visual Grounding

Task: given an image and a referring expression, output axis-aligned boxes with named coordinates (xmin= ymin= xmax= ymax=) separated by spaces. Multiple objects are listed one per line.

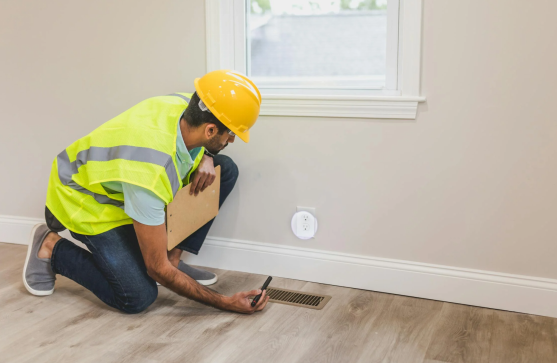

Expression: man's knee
xmin=214 ymin=154 xmax=239 ymax=183
xmin=119 ymin=281 xmax=158 ymax=314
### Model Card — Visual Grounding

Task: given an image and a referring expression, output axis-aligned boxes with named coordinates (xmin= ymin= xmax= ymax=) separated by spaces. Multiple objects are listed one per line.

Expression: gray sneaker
xmin=178 ymin=261 xmax=218 ymax=286
xmin=23 ymin=224 xmax=56 ymax=296
xmin=157 ymin=261 xmax=218 ymax=286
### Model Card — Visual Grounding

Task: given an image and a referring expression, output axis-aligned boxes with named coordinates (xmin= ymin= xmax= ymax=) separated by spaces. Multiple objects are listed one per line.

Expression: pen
xmin=251 ymin=276 xmax=272 ymax=307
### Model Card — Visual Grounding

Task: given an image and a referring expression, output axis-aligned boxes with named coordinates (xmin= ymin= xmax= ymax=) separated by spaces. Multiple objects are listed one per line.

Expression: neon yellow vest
xmin=46 ymin=93 xmax=204 ymax=235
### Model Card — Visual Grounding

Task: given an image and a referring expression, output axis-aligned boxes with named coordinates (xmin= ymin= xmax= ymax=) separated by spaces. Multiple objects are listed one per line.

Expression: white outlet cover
xmin=291 ymin=211 xmax=318 ymax=240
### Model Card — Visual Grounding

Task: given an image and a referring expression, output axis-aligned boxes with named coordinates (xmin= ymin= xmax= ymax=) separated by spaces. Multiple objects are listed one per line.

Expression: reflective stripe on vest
xmin=57 ymin=145 xmax=181 ymax=198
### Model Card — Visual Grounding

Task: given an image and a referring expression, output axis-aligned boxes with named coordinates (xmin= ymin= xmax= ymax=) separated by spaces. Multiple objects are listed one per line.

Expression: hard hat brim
xmin=235 ymin=129 xmax=249 ymax=143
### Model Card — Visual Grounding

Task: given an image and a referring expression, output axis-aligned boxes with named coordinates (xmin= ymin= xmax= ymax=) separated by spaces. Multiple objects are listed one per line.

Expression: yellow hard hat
xmin=194 ymin=70 xmax=262 ymax=143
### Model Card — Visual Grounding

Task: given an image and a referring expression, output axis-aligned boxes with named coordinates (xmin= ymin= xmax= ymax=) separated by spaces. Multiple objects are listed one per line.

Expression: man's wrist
xmin=218 ymin=295 xmax=232 ymax=310
xmin=203 ymin=149 xmax=214 ymax=158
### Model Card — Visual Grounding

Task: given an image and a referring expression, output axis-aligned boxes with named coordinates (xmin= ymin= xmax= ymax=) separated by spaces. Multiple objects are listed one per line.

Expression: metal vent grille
xmin=266 ymin=287 xmax=331 ymax=310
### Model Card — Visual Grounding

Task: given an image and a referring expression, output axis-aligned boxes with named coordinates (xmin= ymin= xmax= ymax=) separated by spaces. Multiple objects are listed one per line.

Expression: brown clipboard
xmin=166 ymin=166 xmax=220 ymax=250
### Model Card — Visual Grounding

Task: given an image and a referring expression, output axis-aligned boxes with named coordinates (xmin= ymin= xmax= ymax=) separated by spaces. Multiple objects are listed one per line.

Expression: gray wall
xmin=1 ymin=0 xmax=556 ymax=278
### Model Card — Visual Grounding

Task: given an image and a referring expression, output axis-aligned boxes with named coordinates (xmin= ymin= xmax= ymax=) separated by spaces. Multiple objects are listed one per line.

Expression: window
xmin=205 ymin=0 xmax=425 ymax=119
xmin=248 ymin=0 xmax=392 ymax=93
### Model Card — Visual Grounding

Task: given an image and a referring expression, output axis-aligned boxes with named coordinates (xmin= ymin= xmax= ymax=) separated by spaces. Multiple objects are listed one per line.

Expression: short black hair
xmin=183 ymin=92 xmax=230 ymax=135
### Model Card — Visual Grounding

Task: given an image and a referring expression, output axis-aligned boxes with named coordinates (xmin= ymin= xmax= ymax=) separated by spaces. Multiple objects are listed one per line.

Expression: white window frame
xmin=205 ymin=0 xmax=425 ymax=119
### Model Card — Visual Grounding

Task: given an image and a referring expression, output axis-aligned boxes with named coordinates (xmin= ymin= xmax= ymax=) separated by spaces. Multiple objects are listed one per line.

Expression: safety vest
xmin=46 ymin=93 xmax=204 ymax=235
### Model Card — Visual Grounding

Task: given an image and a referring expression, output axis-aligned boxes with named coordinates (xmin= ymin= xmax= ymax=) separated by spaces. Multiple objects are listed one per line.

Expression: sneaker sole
xmin=22 ymin=224 xmax=54 ymax=296
xmin=198 ymin=274 xmax=218 ymax=286
xmin=156 ymin=274 xmax=218 ymax=287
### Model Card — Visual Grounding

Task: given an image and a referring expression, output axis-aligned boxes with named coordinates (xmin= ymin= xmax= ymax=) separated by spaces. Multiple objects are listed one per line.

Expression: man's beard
xmin=205 ymin=137 xmax=227 ymax=155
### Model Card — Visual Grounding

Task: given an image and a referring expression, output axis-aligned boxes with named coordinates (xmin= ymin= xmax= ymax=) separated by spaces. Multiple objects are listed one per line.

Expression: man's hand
xmin=190 ymin=154 xmax=216 ymax=196
xmin=133 ymin=221 xmax=270 ymax=314
xmin=226 ymin=289 xmax=270 ymax=314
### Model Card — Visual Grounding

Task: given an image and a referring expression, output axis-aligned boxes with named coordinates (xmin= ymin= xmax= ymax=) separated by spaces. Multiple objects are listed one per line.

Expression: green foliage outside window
xmin=251 ymin=0 xmax=271 ymax=14
xmin=341 ymin=0 xmax=387 ymax=10
xmin=250 ymin=0 xmax=386 ymax=14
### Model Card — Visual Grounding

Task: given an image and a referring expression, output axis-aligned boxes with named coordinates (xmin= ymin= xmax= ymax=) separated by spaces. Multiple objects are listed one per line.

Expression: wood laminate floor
xmin=1 ymin=242 xmax=556 ymax=363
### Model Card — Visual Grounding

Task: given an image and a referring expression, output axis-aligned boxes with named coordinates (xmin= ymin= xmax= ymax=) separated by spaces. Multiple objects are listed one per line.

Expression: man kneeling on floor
xmin=23 ymin=70 xmax=269 ymax=314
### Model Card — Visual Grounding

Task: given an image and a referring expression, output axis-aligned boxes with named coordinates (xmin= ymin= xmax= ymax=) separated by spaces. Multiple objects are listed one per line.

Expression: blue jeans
xmin=50 ymin=155 xmax=239 ymax=313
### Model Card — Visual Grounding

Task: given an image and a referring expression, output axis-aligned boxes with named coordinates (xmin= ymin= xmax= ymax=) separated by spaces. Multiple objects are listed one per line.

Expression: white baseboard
xmin=186 ymin=236 xmax=557 ymax=318
xmin=3 ymin=215 xmax=557 ymax=318
xmin=0 ymin=215 xmax=44 ymax=245
xmin=0 ymin=215 xmax=82 ymax=247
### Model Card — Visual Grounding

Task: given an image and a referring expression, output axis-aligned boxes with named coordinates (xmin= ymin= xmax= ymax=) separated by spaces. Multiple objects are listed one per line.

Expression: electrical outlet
xmin=291 ymin=209 xmax=319 ymax=240
xmin=296 ymin=211 xmax=315 ymax=238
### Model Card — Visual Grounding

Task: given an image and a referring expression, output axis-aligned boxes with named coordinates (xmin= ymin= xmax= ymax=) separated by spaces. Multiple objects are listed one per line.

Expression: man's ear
xmin=204 ymin=124 xmax=218 ymax=139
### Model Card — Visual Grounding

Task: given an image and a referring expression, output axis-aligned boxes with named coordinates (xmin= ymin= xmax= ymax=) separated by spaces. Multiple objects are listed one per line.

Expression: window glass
xmin=247 ymin=0 xmax=388 ymax=88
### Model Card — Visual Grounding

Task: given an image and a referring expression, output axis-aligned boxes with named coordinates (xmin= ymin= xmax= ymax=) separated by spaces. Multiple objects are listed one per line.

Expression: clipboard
xmin=166 ymin=166 xmax=220 ymax=250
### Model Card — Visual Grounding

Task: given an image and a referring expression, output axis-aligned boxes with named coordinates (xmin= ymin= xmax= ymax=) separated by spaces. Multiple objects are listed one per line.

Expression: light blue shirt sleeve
xmin=121 ymin=183 xmax=166 ymax=226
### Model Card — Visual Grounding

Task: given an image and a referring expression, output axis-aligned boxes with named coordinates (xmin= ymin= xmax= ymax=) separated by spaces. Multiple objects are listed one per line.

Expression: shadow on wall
xmin=211 ymin=156 xmax=299 ymax=241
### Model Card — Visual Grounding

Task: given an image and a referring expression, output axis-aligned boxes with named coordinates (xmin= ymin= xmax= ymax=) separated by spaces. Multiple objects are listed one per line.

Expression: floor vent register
xmin=266 ymin=287 xmax=331 ymax=310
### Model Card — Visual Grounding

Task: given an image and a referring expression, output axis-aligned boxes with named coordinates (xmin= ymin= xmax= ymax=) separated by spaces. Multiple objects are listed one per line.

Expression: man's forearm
xmin=133 ymin=221 xmax=267 ymax=315
xmin=151 ymin=263 xmax=230 ymax=310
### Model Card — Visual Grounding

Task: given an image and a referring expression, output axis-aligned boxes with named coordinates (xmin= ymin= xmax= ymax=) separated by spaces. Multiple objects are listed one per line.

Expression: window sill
xmin=259 ymin=94 xmax=426 ymax=119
